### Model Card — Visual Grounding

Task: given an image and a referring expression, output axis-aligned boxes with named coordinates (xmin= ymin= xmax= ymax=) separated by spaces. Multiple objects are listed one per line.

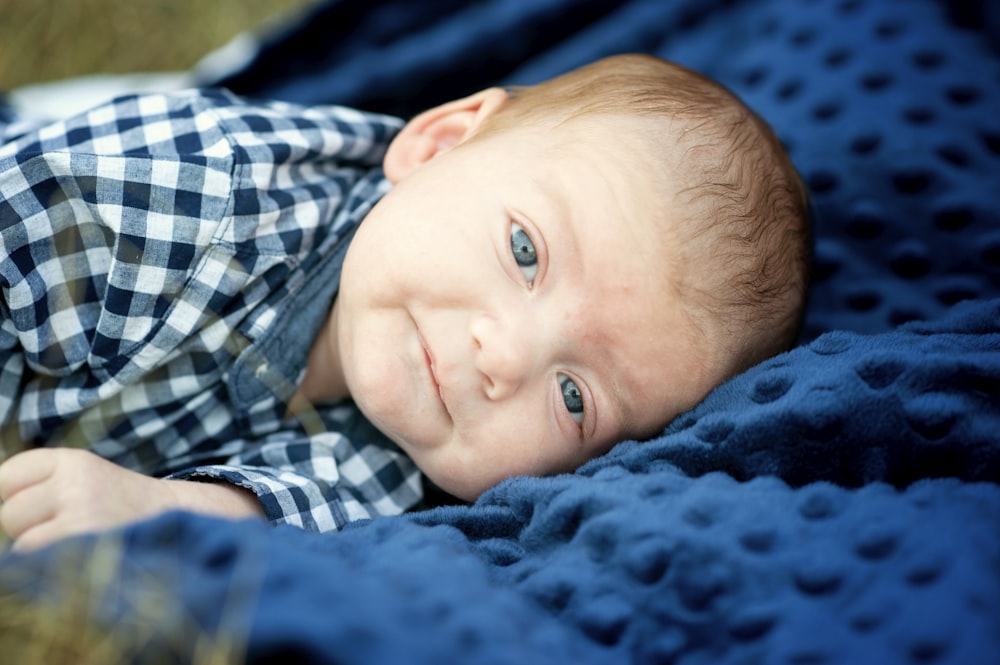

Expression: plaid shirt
xmin=0 ymin=89 xmax=423 ymax=531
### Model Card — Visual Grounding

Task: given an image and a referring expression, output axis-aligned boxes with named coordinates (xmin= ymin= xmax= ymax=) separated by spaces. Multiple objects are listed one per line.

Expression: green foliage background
xmin=0 ymin=0 xmax=314 ymax=89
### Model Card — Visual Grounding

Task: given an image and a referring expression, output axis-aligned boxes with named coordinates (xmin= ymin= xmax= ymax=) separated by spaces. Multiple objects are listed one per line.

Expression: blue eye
xmin=510 ymin=222 xmax=537 ymax=283
xmin=558 ymin=373 xmax=584 ymax=425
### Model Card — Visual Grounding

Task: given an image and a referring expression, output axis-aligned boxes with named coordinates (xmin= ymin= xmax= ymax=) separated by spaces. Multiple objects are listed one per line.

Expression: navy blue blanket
xmin=2 ymin=0 xmax=998 ymax=663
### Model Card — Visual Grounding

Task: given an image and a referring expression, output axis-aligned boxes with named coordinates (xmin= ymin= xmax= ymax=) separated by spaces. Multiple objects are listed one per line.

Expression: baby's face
xmin=333 ymin=116 xmax=717 ymax=500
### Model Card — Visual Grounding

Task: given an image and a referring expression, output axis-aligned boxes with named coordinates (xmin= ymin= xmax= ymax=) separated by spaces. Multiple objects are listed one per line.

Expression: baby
xmin=0 ymin=54 xmax=810 ymax=550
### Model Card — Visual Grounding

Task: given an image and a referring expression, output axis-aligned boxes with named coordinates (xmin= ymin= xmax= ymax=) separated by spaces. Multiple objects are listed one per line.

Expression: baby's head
xmin=322 ymin=54 xmax=810 ymax=500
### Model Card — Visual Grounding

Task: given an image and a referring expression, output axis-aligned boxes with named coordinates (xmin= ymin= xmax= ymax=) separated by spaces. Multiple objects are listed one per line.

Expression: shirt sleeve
xmin=0 ymin=90 xmax=239 ymax=450
xmin=0 ymin=314 xmax=24 ymax=436
xmin=167 ymin=421 xmax=424 ymax=532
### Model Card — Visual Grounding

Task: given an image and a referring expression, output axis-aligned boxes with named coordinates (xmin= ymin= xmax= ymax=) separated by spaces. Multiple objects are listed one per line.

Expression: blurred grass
xmin=0 ymin=0 xmax=315 ymax=90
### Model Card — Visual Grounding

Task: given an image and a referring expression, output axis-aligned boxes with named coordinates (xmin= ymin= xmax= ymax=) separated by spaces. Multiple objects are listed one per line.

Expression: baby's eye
xmin=558 ymin=373 xmax=584 ymax=425
xmin=510 ymin=222 xmax=538 ymax=283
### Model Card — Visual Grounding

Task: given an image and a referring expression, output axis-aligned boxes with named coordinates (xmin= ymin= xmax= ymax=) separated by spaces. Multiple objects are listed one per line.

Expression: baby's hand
xmin=0 ymin=448 xmax=185 ymax=552
xmin=0 ymin=449 xmax=264 ymax=552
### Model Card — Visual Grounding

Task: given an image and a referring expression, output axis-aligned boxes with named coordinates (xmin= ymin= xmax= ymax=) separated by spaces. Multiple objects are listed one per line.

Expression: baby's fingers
xmin=0 ymin=449 xmax=57 ymax=501
xmin=0 ymin=479 xmax=57 ymax=547
xmin=5 ymin=518 xmax=68 ymax=553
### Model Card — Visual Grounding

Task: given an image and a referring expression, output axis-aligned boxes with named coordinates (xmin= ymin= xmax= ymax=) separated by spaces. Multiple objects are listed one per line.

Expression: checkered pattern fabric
xmin=0 ymin=89 xmax=422 ymax=532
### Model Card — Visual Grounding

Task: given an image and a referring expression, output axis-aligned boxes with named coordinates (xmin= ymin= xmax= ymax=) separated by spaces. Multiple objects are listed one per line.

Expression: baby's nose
xmin=469 ymin=312 xmax=536 ymax=401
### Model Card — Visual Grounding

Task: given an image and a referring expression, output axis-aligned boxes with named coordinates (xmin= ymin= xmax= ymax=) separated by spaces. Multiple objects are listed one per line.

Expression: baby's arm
xmin=0 ymin=448 xmax=263 ymax=552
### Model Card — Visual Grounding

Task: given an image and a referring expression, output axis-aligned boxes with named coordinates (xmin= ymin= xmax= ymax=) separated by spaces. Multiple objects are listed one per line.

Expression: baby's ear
xmin=383 ymin=87 xmax=508 ymax=183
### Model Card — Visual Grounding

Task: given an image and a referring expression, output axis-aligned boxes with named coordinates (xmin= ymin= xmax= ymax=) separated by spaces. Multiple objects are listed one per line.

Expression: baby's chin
xmin=349 ymin=393 xmax=513 ymax=501
xmin=389 ymin=434 xmax=496 ymax=503
xmin=425 ymin=470 xmax=489 ymax=504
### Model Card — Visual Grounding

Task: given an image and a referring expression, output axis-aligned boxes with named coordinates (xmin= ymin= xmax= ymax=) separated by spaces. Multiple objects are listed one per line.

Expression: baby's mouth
xmin=420 ymin=334 xmax=451 ymax=419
